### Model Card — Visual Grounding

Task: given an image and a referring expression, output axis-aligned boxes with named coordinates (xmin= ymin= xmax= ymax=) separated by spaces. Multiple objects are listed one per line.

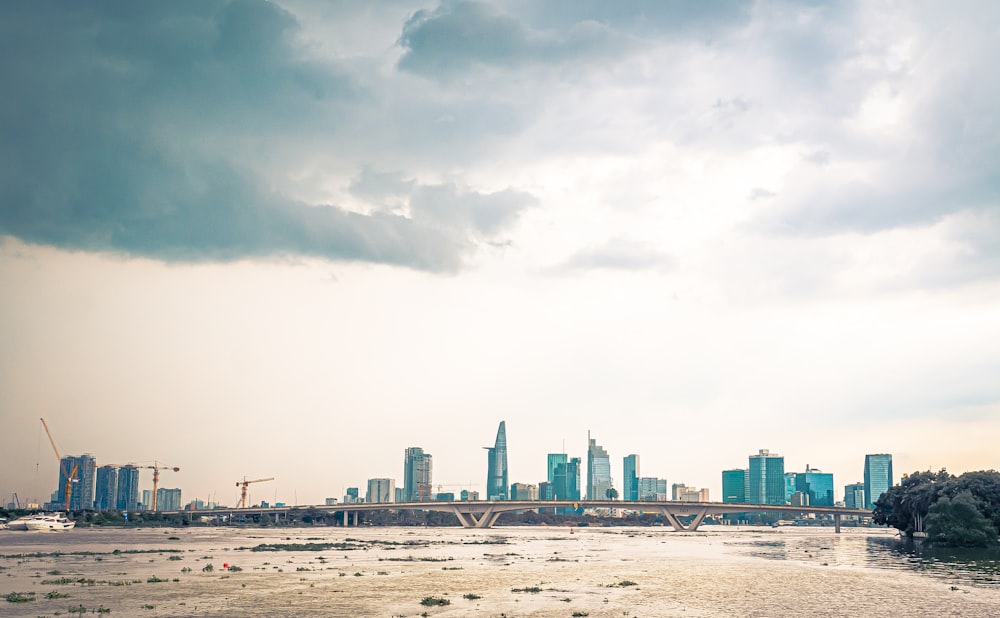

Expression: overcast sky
xmin=2 ymin=0 xmax=998 ymax=509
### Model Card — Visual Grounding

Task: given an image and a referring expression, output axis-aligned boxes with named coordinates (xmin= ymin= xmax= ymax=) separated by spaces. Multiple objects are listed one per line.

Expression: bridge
xmin=165 ymin=500 xmax=871 ymax=532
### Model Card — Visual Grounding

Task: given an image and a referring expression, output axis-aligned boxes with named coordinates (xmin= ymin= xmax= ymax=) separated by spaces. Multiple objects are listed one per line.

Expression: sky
xmin=1 ymin=0 xmax=999 ymax=509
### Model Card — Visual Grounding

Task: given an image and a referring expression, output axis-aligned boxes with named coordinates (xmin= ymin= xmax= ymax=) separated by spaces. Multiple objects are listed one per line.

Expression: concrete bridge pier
xmin=659 ymin=506 xmax=709 ymax=532
xmin=451 ymin=506 xmax=502 ymax=528
xmin=834 ymin=513 xmax=841 ymax=533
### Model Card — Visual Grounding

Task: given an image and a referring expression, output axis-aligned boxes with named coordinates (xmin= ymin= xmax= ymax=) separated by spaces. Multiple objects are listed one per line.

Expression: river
xmin=2 ymin=525 xmax=998 ymax=616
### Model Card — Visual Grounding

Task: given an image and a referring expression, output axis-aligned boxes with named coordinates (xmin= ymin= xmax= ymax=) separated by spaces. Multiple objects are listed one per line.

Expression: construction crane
xmin=236 ymin=476 xmax=274 ymax=508
xmin=40 ymin=418 xmax=77 ymax=512
xmin=146 ymin=462 xmax=180 ymax=511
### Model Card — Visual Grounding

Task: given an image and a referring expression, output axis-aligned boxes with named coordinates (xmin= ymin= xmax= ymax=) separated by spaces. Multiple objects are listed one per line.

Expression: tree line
xmin=872 ymin=469 xmax=1000 ymax=547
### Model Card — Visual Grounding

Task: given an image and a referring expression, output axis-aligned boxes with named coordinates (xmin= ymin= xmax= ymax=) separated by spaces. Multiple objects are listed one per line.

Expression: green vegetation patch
xmin=420 ymin=596 xmax=450 ymax=606
xmin=4 ymin=591 xmax=36 ymax=603
xmin=512 ymin=586 xmax=542 ymax=593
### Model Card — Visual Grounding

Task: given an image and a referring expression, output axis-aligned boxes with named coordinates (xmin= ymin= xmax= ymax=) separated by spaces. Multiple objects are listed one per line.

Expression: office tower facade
xmin=403 ymin=447 xmax=433 ymax=502
xmin=553 ymin=457 xmax=582 ymax=501
xmin=460 ymin=489 xmax=480 ymax=501
xmin=95 ymin=465 xmax=118 ymax=511
xmin=366 ymin=478 xmax=395 ymax=504
xmin=485 ymin=421 xmax=509 ymax=500
xmin=671 ymin=483 xmax=689 ymax=501
xmin=844 ymin=482 xmax=865 ymax=509
xmin=538 ymin=481 xmax=555 ymax=501
xmin=722 ymin=469 xmax=747 ymax=503
xmin=587 ymin=433 xmax=611 ymax=500
xmin=141 ymin=490 xmax=153 ymax=510
xmin=57 ymin=454 xmax=97 ymax=511
xmin=547 ymin=453 xmax=568 ymax=485
xmin=344 ymin=487 xmax=360 ymax=503
xmin=795 ymin=466 xmax=835 ymax=506
xmin=864 ymin=454 xmax=893 ymax=509
xmin=748 ymin=449 xmax=785 ymax=505
xmin=638 ymin=477 xmax=668 ymax=501
xmin=156 ymin=488 xmax=182 ymax=511
xmin=116 ymin=465 xmax=140 ymax=511
xmin=678 ymin=487 xmax=710 ymax=502
xmin=784 ymin=473 xmax=797 ymax=503
xmin=510 ymin=483 xmax=538 ymax=500
xmin=623 ymin=454 xmax=639 ymax=501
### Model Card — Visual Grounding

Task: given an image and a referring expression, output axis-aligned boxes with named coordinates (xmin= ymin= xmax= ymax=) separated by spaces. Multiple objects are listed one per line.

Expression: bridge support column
xmin=834 ymin=513 xmax=841 ymax=534
xmin=343 ymin=510 xmax=348 ymax=526
xmin=660 ymin=507 xmax=709 ymax=532
xmin=351 ymin=512 xmax=358 ymax=526
xmin=450 ymin=506 xmax=503 ymax=528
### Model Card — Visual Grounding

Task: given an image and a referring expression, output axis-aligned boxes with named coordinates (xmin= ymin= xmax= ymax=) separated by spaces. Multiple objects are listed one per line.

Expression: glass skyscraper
xmin=403 ymin=447 xmax=433 ymax=502
xmin=722 ymin=469 xmax=747 ymax=503
xmin=587 ymin=433 xmax=611 ymax=500
xmin=795 ymin=467 xmax=835 ymax=506
xmin=623 ymin=454 xmax=639 ymax=501
xmin=748 ymin=449 xmax=785 ymax=505
xmin=485 ymin=421 xmax=509 ymax=500
xmin=552 ymin=457 xmax=581 ymax=502
xmin=864 ymin=453 xmax=893 ymax=509
xmin=844 ymin=482 xmax=865 ymax=509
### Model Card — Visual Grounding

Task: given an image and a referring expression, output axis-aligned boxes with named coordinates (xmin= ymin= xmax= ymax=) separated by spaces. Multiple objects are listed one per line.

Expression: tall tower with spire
xmin=485 ymin=421 xmax=509 ymax=500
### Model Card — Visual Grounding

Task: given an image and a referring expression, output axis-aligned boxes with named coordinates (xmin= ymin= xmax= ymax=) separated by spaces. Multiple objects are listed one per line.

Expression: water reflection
xmin=866 ymin=537 xmax=1000 ymax=586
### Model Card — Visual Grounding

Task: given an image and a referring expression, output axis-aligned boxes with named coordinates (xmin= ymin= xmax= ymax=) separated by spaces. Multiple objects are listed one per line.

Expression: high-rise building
xmin=722 ymin=469 xmax=747 ymax=503
xmin=460 ymin=489 xmax=479 ymax=501
xmin=116 ymin=465 xmax=140 ymax=511
xmin=784 ymin=473 xmax=797 ymax=503
xmin=678 ymin=487 xmax=710 ymax=502
xmin=547 ymin=453 xmax=568 ymax=485
xmin=485 ymin=421 xmax=509 ymax=500
xmin=403 ymin=447 xmax=433 ymax=502
xmin=864 ymin=454 xmax=893 ymax=509
xmin=795 ymin=466 xmax=835 ymax=506
xmin=748 ymin=449 xmax=785 ymax=505
xmin=344 ymin=487 xmax=360 ymax=503
xmin=638 ymin=477 xmax=668 ymax=501
xmin=141 ymin=489 xmax=153 ymax=510
xmin=156 ymin=488 xmax=182 ymax=511
xmin=366 ymin=478 xmax=395 ymax=504
xmin=95 ymin=465 xmax=118 ymax=511
xmin=623 ymin=455 xmax=639 ymax=501
xmin=587 ymin=433 xmax=611 ymax=500
xmin=57 ymin=454 xmax=97 ymax=511
xmin=553 ymin=457 xmax=581 ymax=501
xmin=510 ymin=483 xmax=538 ymax=500
xmin=538 ymin=481 xmax=555 ymax=501
xmin=844 ymin=482 xmax=865 ymax=509
xmin=671 ymin=483 xmax=689 ymax=501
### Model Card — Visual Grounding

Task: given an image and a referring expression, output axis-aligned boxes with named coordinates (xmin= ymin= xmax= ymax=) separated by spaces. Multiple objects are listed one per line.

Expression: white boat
xmin=23 ymin=514 xmax=75 ymax=531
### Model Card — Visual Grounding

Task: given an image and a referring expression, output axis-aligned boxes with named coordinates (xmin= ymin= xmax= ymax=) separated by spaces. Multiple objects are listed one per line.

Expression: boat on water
xmin=18 ymin=514 xmax=76 ymax=531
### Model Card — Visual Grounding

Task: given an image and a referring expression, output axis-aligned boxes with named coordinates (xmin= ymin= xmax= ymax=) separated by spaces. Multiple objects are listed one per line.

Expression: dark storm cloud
xmin=0 ymin=1 xmax=532 ymax=271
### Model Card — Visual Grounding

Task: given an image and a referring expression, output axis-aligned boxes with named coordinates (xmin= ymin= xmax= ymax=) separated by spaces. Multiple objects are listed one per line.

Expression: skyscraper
xmin=587 ymin=433 xmax=611 ymax=500
xmin=116 ymin=465 xmax=140 ymax=511
xmin=95 ymin=465 xmax=118 ymax=511
xmin=156 ymin=488 xmax=182 ymax=511
xmin=864 ymin=454 xmax=893 ymax=509
xmin=795 ymin=466 xmax=835 ymax=506
xmin=366 ymin=478 xmax=396 ymax=504
xmin=748 ymin=449 xmax=785 ymax=505
xmin=547 ymin=453 xmax=568 ymax=486
xmin=844 ymin=482 xmax=865 ymax=509
xmin=57 ymin=454 xmax=97 ymax=511
xmin=403 ymin=447 xmax=432 ymax=502
xmin=722 ymin=469 xmax=747 ymax=503
xmin=553 ymin=457 xmax=581 ymax=501
xmin=485 ymin=421 xmax=509 ymax=500
xmin=623 ymin=454 xmax=639 ymax=501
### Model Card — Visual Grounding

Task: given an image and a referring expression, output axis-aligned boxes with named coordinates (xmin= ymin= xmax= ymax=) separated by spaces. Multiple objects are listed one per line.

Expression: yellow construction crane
xmin=40 ymin=418 xmax=77 ymax=512
xmin=146 ymin=462 xmax=180 ymax=511
xmin=236 ymin=476 xmax=274 ymax=508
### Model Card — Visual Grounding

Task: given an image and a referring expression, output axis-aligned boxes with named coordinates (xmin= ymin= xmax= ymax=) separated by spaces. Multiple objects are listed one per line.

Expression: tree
xmin=873 ymin=469 xmax=951 ymax=536
xmin=605 ymin=488 xmax=618 ymax=500
xmin=941 ymin=470 xmax=1000 ymax=535
xmin=925 ymin=490 xmax=998 ymax=547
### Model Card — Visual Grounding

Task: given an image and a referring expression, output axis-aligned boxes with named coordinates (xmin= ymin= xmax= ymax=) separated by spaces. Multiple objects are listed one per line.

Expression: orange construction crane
xmin=236 ymin=476 xmax=274 ymax=508
xmin=40 ymin=418 xmax=77 ymax=512
xmin=146 ymin=462 xmax=180 ymax=511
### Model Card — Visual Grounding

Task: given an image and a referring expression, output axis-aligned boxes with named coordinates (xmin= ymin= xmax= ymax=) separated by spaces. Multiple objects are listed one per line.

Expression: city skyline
xmin=22 ymin=420 xmax=897 ymax=512
xmin=2 ymin=2 xmax=999 ymax=508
